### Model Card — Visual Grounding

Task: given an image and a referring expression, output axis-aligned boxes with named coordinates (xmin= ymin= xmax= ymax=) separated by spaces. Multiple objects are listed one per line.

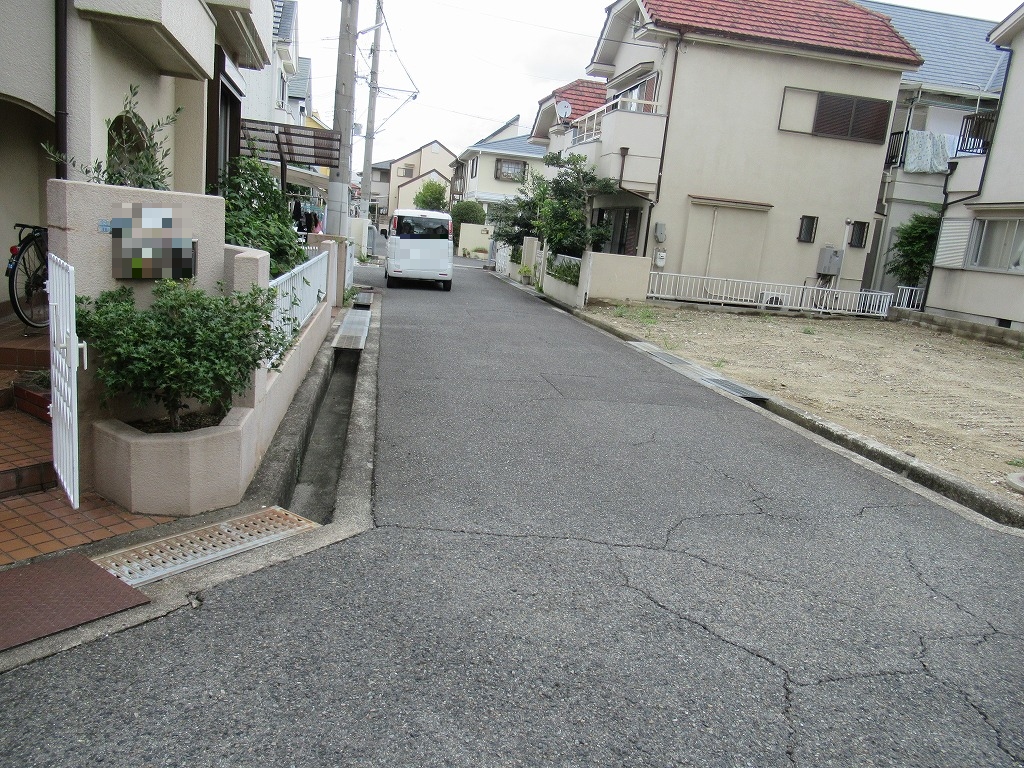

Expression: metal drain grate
xmin=92 ymin=507 xmax=319 ymax=586
xmin=702 ymin=377 xmax=769 ymax=403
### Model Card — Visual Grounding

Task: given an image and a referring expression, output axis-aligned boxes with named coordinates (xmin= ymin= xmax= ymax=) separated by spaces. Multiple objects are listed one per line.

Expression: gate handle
xmin=78 ymin=341 xmax=88 ymax=371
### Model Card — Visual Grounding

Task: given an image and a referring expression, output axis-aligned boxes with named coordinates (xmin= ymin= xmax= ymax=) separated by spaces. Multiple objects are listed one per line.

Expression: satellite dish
xmin=555 ymin=100 xmax=572 ymax=120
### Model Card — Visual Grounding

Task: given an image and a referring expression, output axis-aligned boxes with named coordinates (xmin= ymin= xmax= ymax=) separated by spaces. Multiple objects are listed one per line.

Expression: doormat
xmin=0 ymin=553 xmax=150 ymax=652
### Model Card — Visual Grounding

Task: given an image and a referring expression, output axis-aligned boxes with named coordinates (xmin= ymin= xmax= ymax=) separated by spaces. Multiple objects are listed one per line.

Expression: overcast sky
xmin=296 ymin=0 xmax=1021 ymax=167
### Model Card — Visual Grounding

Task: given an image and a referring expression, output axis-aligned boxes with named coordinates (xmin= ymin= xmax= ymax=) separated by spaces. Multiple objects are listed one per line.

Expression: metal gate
xmin=47 ymin=253 xmax=86 ymax=509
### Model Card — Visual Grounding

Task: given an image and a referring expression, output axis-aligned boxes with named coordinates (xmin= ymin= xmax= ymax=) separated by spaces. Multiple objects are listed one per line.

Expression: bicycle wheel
xmin=9 ymin=232 xmax=49 ymax=328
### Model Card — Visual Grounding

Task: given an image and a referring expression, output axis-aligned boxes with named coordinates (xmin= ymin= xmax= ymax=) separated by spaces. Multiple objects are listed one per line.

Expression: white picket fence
xmin=648 ymin=272 xmax=894 ymax=318
xmin=894 ymin=285 xmax=924 ymax=310
xmin=270 ymin=248 xmax=330 ymax=337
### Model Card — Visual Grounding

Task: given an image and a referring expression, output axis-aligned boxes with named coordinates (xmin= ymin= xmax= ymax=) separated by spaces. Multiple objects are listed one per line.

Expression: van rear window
xmin=396 ymin=216 xmax=449 ymax=240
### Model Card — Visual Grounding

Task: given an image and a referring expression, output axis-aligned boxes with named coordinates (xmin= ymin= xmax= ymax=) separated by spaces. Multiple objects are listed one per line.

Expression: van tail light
xmin=448 ymin=220 xmax=453 ymax=240
xmin=391 ymin=215 xmax=397 ymax=236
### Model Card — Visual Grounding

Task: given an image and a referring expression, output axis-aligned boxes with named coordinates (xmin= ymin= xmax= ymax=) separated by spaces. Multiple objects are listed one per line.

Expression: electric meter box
xmin=817 ymin=246 xmax=842 ymax=276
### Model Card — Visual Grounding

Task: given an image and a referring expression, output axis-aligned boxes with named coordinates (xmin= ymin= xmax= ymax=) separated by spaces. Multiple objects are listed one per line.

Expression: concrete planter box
xmin=93 ymin=407 xmax=255 ymax=517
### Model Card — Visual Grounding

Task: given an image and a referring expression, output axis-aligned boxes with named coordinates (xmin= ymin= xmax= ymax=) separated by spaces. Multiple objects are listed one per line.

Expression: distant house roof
xmin=639 ymin=0 xmax=922 ymax=67
xmin=857 ymin=1 xmax=1008 ymax=93
xmin=288 ymin=57 xmax=311 ymax=99
xmin=471 ymin=115 xmax=521 ymax=147
xmin=274 ymin=0 xmax=296 ymax=41
xmin=544 ymin=79 xmax=606 ymax=121
xmin=464 ymin=135 xmax=547 ymax=160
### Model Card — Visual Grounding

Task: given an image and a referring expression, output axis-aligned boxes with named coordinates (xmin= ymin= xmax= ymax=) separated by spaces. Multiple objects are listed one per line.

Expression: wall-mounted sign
xmin=110 ymin=203 xmax=194 ymax=279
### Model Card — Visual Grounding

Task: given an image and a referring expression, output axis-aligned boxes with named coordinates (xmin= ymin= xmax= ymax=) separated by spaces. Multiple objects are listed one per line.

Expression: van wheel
xmin=441 ymin=280 xmax=452 ymax=292
xmin=386 ymin=272 xmax=397 ymax=288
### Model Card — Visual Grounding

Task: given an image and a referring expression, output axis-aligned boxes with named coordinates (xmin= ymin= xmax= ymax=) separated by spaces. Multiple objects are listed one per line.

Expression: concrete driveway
xmin=2 ymin=264 xmax=1023 ymax=767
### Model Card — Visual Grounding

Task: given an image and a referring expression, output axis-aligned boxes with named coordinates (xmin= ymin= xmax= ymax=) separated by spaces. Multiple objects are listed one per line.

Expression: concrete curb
xmin=490 ymin=272 xmax=1024 ymax=530
xmin=0 ymin=302 xmax=381 ymax=672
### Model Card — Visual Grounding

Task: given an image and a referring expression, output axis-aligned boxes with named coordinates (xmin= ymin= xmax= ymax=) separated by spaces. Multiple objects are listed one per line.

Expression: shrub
xmin=412 ymin=179 xmax=449 ymax=212
xmin=218 ymin=154 xmax=305 ymax=277
xmin=76 ymin=280 xmax=291 ymax=431
xmin=885 ymin=208 xmax=941 ymax=287
xmin=546 ymin=255 xmax=581 ymax=286
xmin=45 ymin=84 xmax=182 ymax=190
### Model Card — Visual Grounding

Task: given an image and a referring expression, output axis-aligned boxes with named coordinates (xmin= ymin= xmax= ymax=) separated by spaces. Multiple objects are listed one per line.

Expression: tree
xmin=885 ymin=208 xmax=942 ymax=286
xmin=450 ymin=200 xmax=486 ymax=248
xmin=489 ymin=171 xmax=548 ymax=250
xmin=536 ymin=153 xmax=616 ymax=258
xmin=412 ymin=179 xmax=449 ymax=212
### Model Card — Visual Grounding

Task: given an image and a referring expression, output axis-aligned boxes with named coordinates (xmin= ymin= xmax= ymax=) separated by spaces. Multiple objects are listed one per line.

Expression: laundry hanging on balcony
xmin=904 ymin=130 xmax=951 ymax=174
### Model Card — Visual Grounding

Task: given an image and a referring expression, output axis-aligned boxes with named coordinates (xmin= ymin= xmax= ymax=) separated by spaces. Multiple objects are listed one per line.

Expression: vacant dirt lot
xmin=583 ymin=303 xmax=1024 ymax=502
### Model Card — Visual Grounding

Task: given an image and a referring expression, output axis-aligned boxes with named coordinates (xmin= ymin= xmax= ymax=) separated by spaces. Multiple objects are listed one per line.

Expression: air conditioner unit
xmin=758 ymin=291 xmax=789 ymax=309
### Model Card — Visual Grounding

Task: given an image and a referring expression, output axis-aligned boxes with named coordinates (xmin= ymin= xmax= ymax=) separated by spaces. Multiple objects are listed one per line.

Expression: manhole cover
xmin=92 ymin=507 xmax=319 ymax=586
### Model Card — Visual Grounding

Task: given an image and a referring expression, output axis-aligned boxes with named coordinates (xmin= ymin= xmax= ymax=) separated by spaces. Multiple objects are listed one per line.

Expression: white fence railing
xmin=894 ymin=285 xmax=924 ymax=310
xmin=647 ymin=272 xmax=894 ymax=318
xmin=270 ymin=249 xmax=329 ymax=337
xmin=571 ymin=97 xmax=661 ymax=146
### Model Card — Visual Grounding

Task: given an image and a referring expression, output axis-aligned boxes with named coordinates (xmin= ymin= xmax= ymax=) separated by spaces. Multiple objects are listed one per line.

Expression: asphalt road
xmin=3 ymin=262 xmax=1024 ymax=767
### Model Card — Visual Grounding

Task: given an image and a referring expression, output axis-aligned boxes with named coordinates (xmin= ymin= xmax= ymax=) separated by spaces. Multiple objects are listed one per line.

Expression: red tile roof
xmin=545 ymin=79 xmax=607 ymax=120
xmin=642 ymin=0 xmax=922 ymax=67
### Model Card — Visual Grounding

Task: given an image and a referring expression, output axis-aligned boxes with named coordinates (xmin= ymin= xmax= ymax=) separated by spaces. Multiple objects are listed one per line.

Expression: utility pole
xmin=327 ymin=0 xmax=359 ymax=238
xmin=359 ymin=0 xmax=384 ymax=223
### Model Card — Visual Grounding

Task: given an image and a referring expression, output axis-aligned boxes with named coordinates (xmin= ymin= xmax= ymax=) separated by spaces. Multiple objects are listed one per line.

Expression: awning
xmin=240 ymin=119 xmax=342 ymax=189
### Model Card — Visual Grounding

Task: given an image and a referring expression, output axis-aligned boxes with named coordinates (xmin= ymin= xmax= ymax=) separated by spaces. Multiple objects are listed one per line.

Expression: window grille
xmin=849 ymin=221 xmax=869 ymax=248
xmin=798 ymin=216 xmax=818 ymax=243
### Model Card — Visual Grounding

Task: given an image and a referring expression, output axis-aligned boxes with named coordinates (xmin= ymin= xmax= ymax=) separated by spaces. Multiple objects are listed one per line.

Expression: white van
xmin=384 ymin=208 xmax=454 ymax=291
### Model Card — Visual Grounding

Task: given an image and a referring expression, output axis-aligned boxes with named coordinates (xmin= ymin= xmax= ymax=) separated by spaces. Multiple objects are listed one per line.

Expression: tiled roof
xmin=857 ymin=1 xmax=1007 ymax=92
xmin=546 ymin=79 xmax=607 ymax=120
xmin=642 ymin=0 xmax=922 ymax=67
xmin=469 ymin=135 xmax=547 ymax=158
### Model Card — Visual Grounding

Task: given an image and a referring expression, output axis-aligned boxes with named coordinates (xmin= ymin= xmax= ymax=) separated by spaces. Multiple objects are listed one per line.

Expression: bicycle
xmin=7 ymin=223 xmax=49 ymax=328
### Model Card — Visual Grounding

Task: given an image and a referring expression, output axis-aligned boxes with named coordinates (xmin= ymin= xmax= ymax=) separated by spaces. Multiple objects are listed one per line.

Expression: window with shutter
xmin=849 ymin=221 xmax=869 ymax=248
xmin=813 ymin=93 xmax=891 ymax=144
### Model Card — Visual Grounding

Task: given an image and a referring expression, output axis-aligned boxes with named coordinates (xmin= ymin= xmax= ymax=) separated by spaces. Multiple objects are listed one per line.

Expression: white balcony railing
xmin=894 ymin=285 xmax=924 ymax=310
xmin=648 ymin=272 xmax=894 ymax=318
xmin=571 ymin=98 xmax=661 ymax=146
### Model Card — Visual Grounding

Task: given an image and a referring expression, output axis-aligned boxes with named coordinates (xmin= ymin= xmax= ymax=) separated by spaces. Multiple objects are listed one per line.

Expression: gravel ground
xmin=583 ymin=303 xmax=1024 ymax=502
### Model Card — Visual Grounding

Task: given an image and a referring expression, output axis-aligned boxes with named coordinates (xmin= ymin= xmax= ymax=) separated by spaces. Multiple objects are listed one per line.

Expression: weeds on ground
xmin=803 ymin=327 xmax=816 ymax=335
xmin=612 ymin=305 xmax=659 ymax=325
xmin=713 ymin=359 xmax=726 ymax=368
xmin=1007 ymin=458 xmax=1024 ymax=468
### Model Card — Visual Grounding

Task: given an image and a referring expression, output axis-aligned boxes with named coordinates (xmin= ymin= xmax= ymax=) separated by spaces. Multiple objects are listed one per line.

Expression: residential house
xmin=243 ymin=0 xmax=299 ymax=125
xmin=387 ymin=141 xmax=457 ymax=215
xmin=535 ymin=0 xmax=921 ymax=292
xmin=857 ymin=1 xmax=1008 ymax=293
xmin=531 ymin=79 xmax=608 ymax=155
xmin=928 ymin=4 xmax=1024 ymax=329
xmin=0 ymin=0 xmax=272 ymax=238
xmin=451 ymin=117 xmax=547 ymax=213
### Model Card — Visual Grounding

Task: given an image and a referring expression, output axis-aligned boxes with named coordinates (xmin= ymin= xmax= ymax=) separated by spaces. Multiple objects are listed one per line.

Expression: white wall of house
xmin=649 ymin=38 xmax=901 ymax=288
xmin=928 ymin=14 xmax=1024 ymax=328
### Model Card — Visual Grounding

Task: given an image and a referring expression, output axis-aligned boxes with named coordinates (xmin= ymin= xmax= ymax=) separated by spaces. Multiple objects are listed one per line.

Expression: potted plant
xmin=518 ymin=264 xmax=534 ymax=285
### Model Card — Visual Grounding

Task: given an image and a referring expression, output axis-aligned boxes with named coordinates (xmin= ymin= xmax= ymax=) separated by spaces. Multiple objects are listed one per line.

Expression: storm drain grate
xmin=702 ymin=377 xmax=769 ymax=403
xmin=92 ymin=507 xmax=319 ymax=586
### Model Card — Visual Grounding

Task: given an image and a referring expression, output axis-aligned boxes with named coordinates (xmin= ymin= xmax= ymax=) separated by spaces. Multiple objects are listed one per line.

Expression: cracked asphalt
xmin=3 ymin=263 xmax=1024 ymax=767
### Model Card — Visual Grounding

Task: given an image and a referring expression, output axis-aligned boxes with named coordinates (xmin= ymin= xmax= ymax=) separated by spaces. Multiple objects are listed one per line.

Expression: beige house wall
xmin=650 ymin=39 xmax=901 ymax=289
xmin=387 ymin=141 xmax=455 ymax=216
xmin=0 ymin=1 xmax=55 ymax=119
xmin=463 ymin=155 xmax=546 ymax=207
xmin=979 ymin=26 xmax=1024 ymax=202
xmin=927 ymin=268 xmax=1024 ymax=328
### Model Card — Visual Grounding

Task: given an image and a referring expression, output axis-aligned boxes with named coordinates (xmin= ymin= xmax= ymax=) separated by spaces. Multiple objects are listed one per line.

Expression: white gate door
xmin=48 ymin=253 xmax=86 ymax=509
